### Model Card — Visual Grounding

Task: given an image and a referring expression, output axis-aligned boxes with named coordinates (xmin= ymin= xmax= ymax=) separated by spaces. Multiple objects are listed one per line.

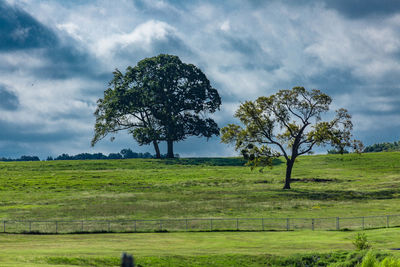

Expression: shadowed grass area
xmin=0 ymin=152 xmax=399 ymax=221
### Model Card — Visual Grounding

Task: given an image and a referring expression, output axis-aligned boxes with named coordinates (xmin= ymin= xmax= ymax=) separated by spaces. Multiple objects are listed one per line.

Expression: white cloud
xmin=220 ymin=20 xmax=230 ymax=31
xmin=95 ymin=20 xmax=176 ymax=58
xmin=56 ymin=23 xmax=83 ymax=41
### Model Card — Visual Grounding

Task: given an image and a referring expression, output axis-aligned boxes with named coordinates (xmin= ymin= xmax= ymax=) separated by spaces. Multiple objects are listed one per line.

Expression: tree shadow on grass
xmin=271 ymin=188 xmax=399 ymax=201
xmin=158 ymin=157 xmax=283 ymax=167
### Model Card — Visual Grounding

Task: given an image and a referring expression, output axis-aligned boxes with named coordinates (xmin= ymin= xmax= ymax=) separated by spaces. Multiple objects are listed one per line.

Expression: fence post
xmin=362 ymin=217 xmax=364 ymax=230
xmin=262 ymin=218 xmax=264 ymax=231
xmin=185 ymin=219 xmax=188 ymax=231
xmin=387 ymin=215 xmax=389 ymax=228
xmin=134 ymin=220 xmax=137 ymax=232
xmin=312 ymin=218 xmax=314 ymax=231
xmin=336 ymin=217 xmax=339 ymax=230
xmin=286 ymin=218 xmax=289 ymax=231
xmin=210 ymin=219 xmax=213 ymax=231
xmin=236 ymin=218 xmax=239 ymax=231
xmin=55 ymin=221 xmax=58 ymax=234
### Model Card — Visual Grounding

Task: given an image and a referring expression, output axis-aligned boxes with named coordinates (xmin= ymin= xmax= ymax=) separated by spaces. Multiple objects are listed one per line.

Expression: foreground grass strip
xmin=38 ymin=252 xmax=380 ymax=267
xmin=1 ymin=228 xmax=400 ymax=266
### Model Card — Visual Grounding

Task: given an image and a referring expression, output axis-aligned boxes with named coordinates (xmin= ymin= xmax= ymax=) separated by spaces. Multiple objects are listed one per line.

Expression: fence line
xmin=2 ymin=214 xmax=400 ymax=234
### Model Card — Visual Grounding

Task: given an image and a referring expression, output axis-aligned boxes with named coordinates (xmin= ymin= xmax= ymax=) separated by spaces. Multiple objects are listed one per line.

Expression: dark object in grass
xmin=121 ymin=252 xmax=134 ymax=267
xmin=21 ymin=230 xmax=42 ymax=235
xmin=254 ymin=180 xmax=270 ymax=184
xmin=154 ymin=229 xmax=169 ymax=233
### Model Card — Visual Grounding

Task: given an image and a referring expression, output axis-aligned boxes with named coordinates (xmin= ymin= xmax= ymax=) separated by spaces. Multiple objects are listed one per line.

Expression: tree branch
xmin=247 ymin=107 xmax=289 ymax=161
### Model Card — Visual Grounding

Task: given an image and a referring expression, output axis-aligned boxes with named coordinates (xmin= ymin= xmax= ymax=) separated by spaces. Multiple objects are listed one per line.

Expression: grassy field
xmin=0 ymin=228 xmax=399 ymax=266
xmin=0 ymin=152 xmax=399 ymax=221
xmin=1 ymin=152 xmax=400 ymax=266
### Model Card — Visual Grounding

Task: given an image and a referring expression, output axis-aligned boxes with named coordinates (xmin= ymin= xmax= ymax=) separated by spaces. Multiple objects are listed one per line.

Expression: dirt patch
xmin=291 ymin=178 xmax=340 ymax=183
xmin=254 ymin=180 xmax=270 ymax=184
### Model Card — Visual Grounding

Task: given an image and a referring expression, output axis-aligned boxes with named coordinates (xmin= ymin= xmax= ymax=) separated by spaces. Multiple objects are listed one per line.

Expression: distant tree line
xmin=327 ymin=140 xmax=400 ymax=154
xmin=0 ymin=149 xmax=175 ymax=162
xmin=327 ymin=149 xmax=350 ymax=154
xmin=47 ymin=149 xmax=155 ymax=161
xmin=0 ymin=155 xmax=40 ymax=162
xmin=363 ymin=140 xmax=400 ymax=153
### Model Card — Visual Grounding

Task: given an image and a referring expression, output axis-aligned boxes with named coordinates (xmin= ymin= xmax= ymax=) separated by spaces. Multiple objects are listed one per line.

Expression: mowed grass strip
xmin=0 ymin=152 xmax=399 ymax=220
xmin=0 ymin=228 xmax=400 ymax=266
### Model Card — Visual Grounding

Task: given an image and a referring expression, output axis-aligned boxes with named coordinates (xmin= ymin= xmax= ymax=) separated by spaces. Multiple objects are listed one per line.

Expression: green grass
xmin=0 ymin=152 xmax=400 ymax=221
xmin=1 ymin=152 xmax=400 ymax=265
xmin=0 ymin=228 xmax=399 ymax=266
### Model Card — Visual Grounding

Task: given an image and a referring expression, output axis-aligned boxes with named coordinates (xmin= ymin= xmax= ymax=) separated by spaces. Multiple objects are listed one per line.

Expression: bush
xmin=353 ymin=233 xmax=371 ymax=250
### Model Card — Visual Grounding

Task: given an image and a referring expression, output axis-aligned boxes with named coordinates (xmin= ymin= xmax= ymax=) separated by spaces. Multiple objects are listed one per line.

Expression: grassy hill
xmin=0 ymin=152 xmax=399 ymax=221
xmin=1 ymin=152 xmax=400 ymax=266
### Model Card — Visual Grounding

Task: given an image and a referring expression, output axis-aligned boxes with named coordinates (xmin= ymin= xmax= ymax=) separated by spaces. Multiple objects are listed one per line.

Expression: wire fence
xmin=2 ymin=215 xmax=400 ymax=234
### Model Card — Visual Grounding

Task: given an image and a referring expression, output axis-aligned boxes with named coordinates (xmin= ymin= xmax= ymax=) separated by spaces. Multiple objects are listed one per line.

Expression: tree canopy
xmin=92 ymin=54 xmax=221 ymax=158
xmin=221 ymin=86 xmax=359 ymax=189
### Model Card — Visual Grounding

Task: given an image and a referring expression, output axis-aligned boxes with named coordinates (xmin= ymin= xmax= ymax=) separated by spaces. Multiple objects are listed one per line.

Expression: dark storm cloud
xmin=220 ymin=35 xmax=281 ymax=72
xmin=0 ymin=119 xmax=77 ymax=143
xmin=0 ymin=1 xmax=57 ymax=50
xmin=0 ymin=142 xmax=35 ymax=158
xmin=222 ymin=35 xmax=264 ymax=57
xmin=0 ymin=1 xmax=100 ymax=80
xmin=307 ymin=68 xmax=364 ymax=96
xmin=353 ymin=88 xmax=400 ymax=116
xmin=0 ymin=84 xmax=19 ymax=110
xmin=359 ymin=122 xmax=400 ymax=147
xmin=33 ymin=46 xmax=99 ymax=80
xmin=152 ymin=35 xmax=193 ymax=57
xmin=278 ymin=0 xmax=400 ymax=18
xmin=322 ymin=0 xmax=400 ymax=19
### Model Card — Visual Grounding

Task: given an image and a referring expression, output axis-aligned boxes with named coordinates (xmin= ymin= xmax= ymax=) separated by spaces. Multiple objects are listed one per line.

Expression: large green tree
xmin=130 ymin=54 xmax=221 ymax=158
xmin=221 ymin=87 xmax=359 ymax=189
xmin=92 ymin=54 xmax=221 ymax=158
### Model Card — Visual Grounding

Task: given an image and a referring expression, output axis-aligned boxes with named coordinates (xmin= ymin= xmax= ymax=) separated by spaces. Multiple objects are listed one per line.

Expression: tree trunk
xmin=283 ymin=159 xmax=294 ymax=189
xmin=167 ymin=140 xmax=174 ymax=158
xmin=153 ymin=140 xmax=161 ymax=159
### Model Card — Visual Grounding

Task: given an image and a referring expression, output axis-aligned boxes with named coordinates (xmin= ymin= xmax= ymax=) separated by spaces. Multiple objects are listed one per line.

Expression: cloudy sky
xmin=1 ymin=0 xmax=400 ymax=158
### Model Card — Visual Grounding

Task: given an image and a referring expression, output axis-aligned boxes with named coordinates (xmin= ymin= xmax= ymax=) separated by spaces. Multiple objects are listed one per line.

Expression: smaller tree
xmin=221 ymin=86 xmax=361 ymax=189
